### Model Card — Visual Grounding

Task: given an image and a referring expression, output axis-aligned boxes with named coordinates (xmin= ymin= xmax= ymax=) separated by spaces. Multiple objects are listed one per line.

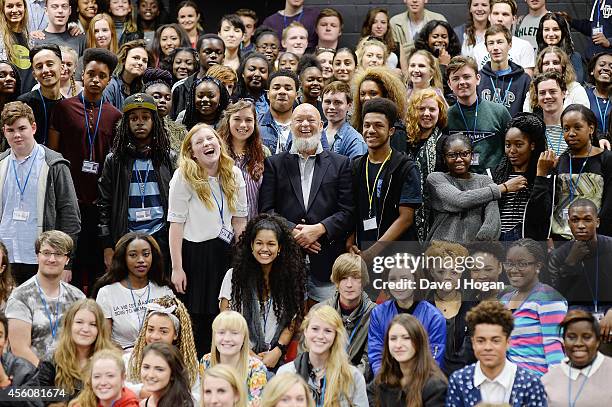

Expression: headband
xmin=145 ymin=302 xmax=180 ymax=333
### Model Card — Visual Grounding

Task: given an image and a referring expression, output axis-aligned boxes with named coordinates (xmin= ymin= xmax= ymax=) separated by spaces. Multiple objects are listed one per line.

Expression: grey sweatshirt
xmin=426 ymin=172 xmax=501 ymax=242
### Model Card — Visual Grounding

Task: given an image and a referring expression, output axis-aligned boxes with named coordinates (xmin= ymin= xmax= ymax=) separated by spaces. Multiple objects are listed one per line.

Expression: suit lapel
xmin=306 ymin=151 xmax=330 ymax=213
xmin=284 ymin=153 xmax=306 ymax=212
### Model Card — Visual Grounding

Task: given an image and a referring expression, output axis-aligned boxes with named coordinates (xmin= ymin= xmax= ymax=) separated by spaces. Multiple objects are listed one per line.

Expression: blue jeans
xmin=500 ymin=223 xmax=522 ymax=241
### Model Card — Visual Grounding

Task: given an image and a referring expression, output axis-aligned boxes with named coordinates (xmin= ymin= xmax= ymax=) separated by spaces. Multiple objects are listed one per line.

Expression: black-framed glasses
xmin=503 ymin=261 xmax=538 ymax=270
xmin=445 ymin=150 xmax=472 ymax=160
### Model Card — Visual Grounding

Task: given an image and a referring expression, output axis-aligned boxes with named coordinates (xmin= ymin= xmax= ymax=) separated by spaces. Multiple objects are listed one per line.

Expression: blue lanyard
xmin=134 ymin=160 xmax=150 ymax=209
xmin=597 ymin=0 xmax=602 ymax=27
xmin=347 ymin=303 xmax=364 ymax=347
xmin=568 ymin=362 xmax=593 ymax=407
xmin=37 ymin=89 xmax=48 ymax=145
xmin=127 ymin=280 xmax=151 ymax=331
xmin=81 ymin=93 xmax=103 ymax=161
xmin=595 ymin=97 xmax=609 ymax=132
xmin=489 ymin=77 xmax=513 ymax=107
xmin=457 ymin=98 xmax=479 ymax=139
xmin=568 ymin=144 xmax=592 ymax=202
xmin=11 ymin=149 xmax=37 ymax=201
xmin=35 ymin=277 xmax=61 ymax=339
xmin=210 ymin=182 xmax=225 ymax=225
xmin=545 ymin=128 xmax=563 ymax=155
xmin=283 ymin=10 xmax=304 ymax=30
xmin=316 ymin=376 xmax=326 ymax=407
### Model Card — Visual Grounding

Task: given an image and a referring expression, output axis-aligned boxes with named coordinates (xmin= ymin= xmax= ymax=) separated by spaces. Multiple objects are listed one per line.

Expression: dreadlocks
xmin=127 ymin=296 xmax=199 ymax=387
xmin=112 ymin=104 xmax=173 ymax=169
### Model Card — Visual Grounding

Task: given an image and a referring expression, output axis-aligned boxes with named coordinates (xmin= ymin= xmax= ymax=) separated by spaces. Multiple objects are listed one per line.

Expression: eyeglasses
xmin=445 ymin=150 xmax=472 ymax=159
xmin=39 ymin=250 xmax=68 ymax=258
xmin=502 ymin=261 xmax=538 ymax=270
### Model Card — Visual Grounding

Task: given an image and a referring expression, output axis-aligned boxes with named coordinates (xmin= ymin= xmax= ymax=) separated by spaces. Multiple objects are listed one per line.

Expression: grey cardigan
xmin=0 ymin=146 xmax=81 ymax=252
xmin=426 ymin=172 xmax=501 ymax=242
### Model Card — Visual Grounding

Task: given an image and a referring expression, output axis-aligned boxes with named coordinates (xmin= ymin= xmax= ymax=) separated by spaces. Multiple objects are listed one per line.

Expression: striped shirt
xmin=545 ymin=125 xmax=567 ymax=155
xmin=500 ymin=173 xmax=531 ymax=232
xmin=127 ymin=159 xmax=164 ymax=235
xmin=234 ymin=155 xmax=263 ymax=221
xmin=501 ymin=282 xmax=568 ymax=376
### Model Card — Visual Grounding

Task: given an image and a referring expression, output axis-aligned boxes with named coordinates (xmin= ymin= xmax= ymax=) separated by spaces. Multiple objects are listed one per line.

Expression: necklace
xmin=435 ymin=291 xmax=461 ymax=313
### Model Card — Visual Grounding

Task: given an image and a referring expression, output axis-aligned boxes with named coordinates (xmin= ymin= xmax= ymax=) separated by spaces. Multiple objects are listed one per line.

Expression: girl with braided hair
xmin=143 ymin=68 xmax=187 ymax=152
xmin=493 ymin=113 xmax=547 ymax=241
xmin=219 ymin=214 xmax=306 ymax=370
xmin=177 ymin=76 xmax=230 ymax=130
xmin=97 ymin=92 xmax=175 ymax=271
xmin=126 ymin=295 xmax=200 ymax=402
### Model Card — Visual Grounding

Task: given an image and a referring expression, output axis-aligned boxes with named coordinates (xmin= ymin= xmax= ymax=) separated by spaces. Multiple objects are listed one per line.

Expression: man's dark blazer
xmin=258 ymin=149 xmax=354 ymax=281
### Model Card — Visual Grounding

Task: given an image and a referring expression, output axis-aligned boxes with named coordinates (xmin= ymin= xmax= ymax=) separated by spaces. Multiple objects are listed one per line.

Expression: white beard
xmin=293 ymin=133 xmax=321 ymax=153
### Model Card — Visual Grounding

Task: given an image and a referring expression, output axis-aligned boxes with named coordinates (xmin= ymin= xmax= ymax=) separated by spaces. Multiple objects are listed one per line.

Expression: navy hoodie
xmin=477 ymin=60 xmax=531 ymax=117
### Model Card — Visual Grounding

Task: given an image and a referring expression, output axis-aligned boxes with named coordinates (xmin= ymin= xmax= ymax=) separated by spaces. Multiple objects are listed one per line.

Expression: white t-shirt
xmin=473 ymin=36 xmax=535 ymax=71
xmin=515 ymin=14 xmax=543 ymax=52
xmin=219 ymin=268 xmax=278 ymax=346
xmin=523 ymin=81 xmax=591 ymax=112
xmin=167 ymin=167 xmax=248 ymax=242
xmin=96 ymin=282 xmax=174 ymax=349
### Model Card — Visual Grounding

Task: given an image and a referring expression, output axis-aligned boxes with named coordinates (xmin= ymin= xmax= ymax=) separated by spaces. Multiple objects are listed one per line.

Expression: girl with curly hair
xmin=93 ymin=232 xmax=174 ymax=350
xmin=360 ymin=8 xmax=398 ymax=68
xmin=277 ymin=305 xmax=368 ymax=407
xmin=68 ymin=349 xmax=139 ymax=407
xmin=177 ymin=76 xmax=230 ymax=130
xmin=126 ymin=296 xmax=199 ymax=402
xmin=140 ymin=342 xmax=194 ymax=407
xmin=536 ymin=12 xmax=584 ymax=83
xmin=355 ymin=37 xmax=388 ymax=71
xmin=493 ymin=113 xmax=547 ymax=241
xmin=219 ymin=214 xmax=306 ymax=370
xmin=523 ymin=46 xmax=589 ymax=113
xmin=414 ymin=20 xmax=462 ymax=68
xmin=351 ymin=67 xmax=408 ymax=152
xmin=217 ymin=100 xmax=268 ymax=221
xmin=201 ymin=311 xmax=267 ymax=405
xmin=168 ymin=124 xmax=247 ymax=356
xmin=36 ymin=299 xmax=116 ymax=401
xmin=369 ymin=314 xmax=447 ymax=407
xmin=166 ymin=47 xmax=198 ymax=83
xmin=405 ymin=89 xmax=448 ymax=241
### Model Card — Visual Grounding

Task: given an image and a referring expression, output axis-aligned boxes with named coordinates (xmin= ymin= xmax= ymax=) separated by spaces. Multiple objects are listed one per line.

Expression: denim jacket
xmin=323 ymin=121 xmax=367 ymax=159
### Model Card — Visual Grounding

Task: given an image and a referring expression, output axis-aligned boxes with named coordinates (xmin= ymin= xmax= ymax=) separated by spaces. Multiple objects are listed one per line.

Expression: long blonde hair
xmin=201 ymin=365 xmax=247 ymax=407
xmin=54 ymin=299 xmax=115 ymax=394
xmin=207 ymin=311 xmax=250 ymax=382
xmin=406 ymin=49 xmax=444 ymax=90
xmin=261 ymin=373 xmax=315 ymax=407
xmin=128 ymin=296 xmax=199 ymax=386
xmin=178 ymin=123 xmax=239 ymax=213
xmin=301 ymin=305 xmax=354 ymax=407
xmin=0 ymin=0 xmax=29 ymax=64
xmin=405 ymin=88 xmax=448 ymax=145
xmin=68 ymin=349 xmax=125 ymax=407
xmin=86 ymin=13 xmax=119 ymax=54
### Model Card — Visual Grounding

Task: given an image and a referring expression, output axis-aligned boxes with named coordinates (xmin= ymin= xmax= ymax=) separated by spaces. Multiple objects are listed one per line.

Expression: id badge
xmin=135 ymin=208 xmax=152 ymax=221
xmin=218 ymin=226 xmax=234 ymax=243
xmin=471 ymin=153 xmax=480 ymax=166
xmin=363 ymin=217 xmax=377 ymax=231
xmin=12 ymin=209 xmax=29 ymax=221
xmin=593 ymin=26 xmax=604 ymax=35
xmin=562 ymin=208 xmax=569 ymax=220
xmin=82 ymin=160 xmax=99 ymax=174
xmin=593 ymin=312 xmax=605 ymax=321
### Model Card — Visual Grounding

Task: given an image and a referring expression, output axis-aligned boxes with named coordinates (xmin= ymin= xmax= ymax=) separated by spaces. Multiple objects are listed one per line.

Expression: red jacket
xmin=98 ymin=388 xmax=139 ymax=407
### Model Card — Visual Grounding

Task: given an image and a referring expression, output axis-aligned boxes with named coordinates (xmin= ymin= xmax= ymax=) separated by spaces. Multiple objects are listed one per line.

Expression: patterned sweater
xmin=500 ymin=282 xmax=567 ymax=375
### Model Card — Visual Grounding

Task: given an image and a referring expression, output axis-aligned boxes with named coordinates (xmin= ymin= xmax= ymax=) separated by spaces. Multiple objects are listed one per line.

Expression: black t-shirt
xmin=11 ymin=32 xmax=35 ymax=93
xmin=395 ymin=300 xmax=419 ymax=315
xmin=17 ymin=91 xmax=64 ymax=145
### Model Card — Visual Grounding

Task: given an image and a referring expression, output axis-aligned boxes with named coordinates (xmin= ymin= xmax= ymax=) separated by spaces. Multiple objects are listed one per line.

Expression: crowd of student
xmin=1 ymin=0 xmax=612 ymax=405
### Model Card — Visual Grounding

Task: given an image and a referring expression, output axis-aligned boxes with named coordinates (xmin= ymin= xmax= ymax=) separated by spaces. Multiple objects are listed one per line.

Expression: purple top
xmin=261 ymin=7 xmax=320 ymax=49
